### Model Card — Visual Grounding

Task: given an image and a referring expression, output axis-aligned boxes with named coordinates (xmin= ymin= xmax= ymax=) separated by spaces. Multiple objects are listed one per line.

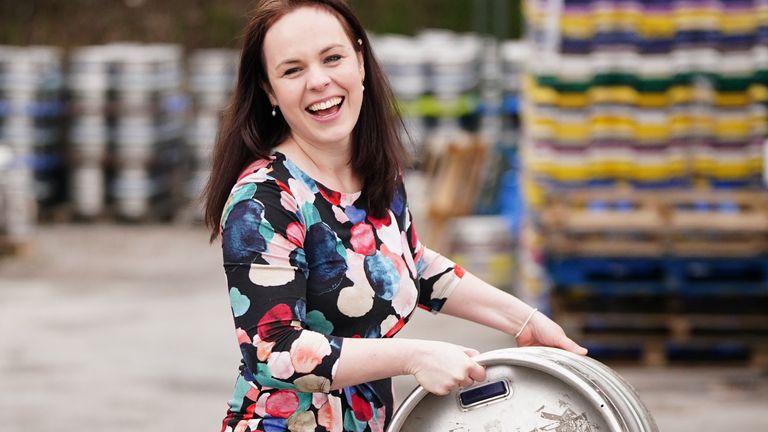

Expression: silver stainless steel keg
xmin=387 ymin=347 xmax=658 ymax=432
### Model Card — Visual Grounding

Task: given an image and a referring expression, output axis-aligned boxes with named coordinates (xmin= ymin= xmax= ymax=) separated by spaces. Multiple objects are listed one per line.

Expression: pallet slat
xmin=547 ymin=256 xmax=768 ymax=296
xmin=557 ymin=310 xmax=768 ymax=367
xmin=538 ymin=189 xmax=768 ymax=256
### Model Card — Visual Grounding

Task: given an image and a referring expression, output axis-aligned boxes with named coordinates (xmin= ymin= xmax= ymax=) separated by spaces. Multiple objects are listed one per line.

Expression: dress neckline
xmin=272 ymin=150 xmax=363 ymax=205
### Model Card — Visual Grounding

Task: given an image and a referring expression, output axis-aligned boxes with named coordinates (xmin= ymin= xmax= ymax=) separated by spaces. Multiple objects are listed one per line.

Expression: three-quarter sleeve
xmin=221 ymin=178 xmax=344 ymax=394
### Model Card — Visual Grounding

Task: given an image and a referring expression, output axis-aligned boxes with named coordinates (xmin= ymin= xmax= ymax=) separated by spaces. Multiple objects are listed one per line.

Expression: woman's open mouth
xmin=306 ymin=96 xmax=344 ymax=118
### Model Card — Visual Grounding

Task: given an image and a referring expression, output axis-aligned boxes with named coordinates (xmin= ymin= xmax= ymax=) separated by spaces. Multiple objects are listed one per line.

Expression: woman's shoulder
xmin=221 ymin=156 xmax=296 ymax=229
xmin=234 ymin=156 xmax=276 ymax=186
xmin=224 ymin=156 xmax=285 ymax=211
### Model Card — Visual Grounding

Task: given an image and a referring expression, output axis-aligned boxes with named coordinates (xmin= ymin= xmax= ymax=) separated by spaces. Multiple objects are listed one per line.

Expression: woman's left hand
xmin=515 ymin=310 xmax=588 ymax=356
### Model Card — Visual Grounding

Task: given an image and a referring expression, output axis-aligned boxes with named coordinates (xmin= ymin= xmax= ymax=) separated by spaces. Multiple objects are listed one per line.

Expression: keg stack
xmin=474 ymin=40 xmax=529 ymax=218
xmin=499 ymin=41 xmax=527 ymax=151
xmin=185 ymin=49 xmax=239 ymax=220
xmin=373 ymin=35 xmax=429 ymax=156
xmin=523 ymin=0 xmax=768 ymax=189
xmin=0 ymin=46 xmax=64 ymax=249
xmin=68 ymin=43 xmax=187 ymax=221
xmin=422 ymin=30 xmax=483 ymax=148
xmin=519 ymin=0 xmax=768 ymax=366
xmin=0 ymin=142 xmax=35 ymax=252
xmin=374 ymin=31 xmax=483 ymax=160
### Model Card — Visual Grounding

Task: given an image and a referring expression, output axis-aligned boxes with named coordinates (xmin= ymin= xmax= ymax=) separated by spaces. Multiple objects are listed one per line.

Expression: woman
xmin=203 ymin=1 xmax=587 ymax=431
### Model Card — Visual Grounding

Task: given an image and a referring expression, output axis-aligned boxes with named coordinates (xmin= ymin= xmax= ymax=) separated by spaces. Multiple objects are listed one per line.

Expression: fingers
xmin=559 ymin=337 xmax=589 ymax=356
xmin=414 ymin=343 xmax=488 ymax=395
xmin=523 ymin=312 xmax=589 ymax=356
xmin=462 ymin=347 xmax=481 ymax=358
xmin=458 ymin=376 xmax=475 ymax=388
xmin=462 ymin=347 xmax=487 ymax=383
xmin=468 ymin=360 xmax=487 ymax=382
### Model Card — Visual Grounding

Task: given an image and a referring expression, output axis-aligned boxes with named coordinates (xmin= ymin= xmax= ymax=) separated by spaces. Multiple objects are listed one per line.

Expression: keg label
xmin=531 ymin=407 xmax=595 ymax=432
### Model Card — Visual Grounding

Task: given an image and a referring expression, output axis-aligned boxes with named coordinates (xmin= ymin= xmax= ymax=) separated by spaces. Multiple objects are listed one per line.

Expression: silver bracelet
xmin=514 ymin=308 xmax=538 ymax=339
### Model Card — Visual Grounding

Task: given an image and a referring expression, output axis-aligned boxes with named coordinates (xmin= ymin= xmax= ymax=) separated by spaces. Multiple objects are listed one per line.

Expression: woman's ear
xmin=262 ymin=83 xmax=278 ymax=106
xmin=357 ymin=52 xmax=365 ymax=82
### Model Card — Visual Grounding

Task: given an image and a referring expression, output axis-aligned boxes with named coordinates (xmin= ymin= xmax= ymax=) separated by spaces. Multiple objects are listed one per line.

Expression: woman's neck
xmin=276 ymin=135 xmax=362 ymax=193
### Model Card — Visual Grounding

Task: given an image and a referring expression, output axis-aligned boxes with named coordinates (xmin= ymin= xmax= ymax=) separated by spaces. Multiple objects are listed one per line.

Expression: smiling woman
xmin=262 ymin=7 xmax=366 ymax=169
xmin=202 ymin=1 xmax=586 ymax=432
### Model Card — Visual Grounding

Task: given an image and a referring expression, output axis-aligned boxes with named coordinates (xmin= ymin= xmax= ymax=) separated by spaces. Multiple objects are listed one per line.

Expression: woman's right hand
xmin=405 ymin=340 xmax=486 ymax=395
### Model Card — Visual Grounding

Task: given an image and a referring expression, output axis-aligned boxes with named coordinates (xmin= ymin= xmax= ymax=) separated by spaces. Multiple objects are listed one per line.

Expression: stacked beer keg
xmin=0 ymin=143 xmax=35 ymax=246
xmin=523 ymin=0 xmax=768 ymax=188
xmin=68 ymin=45 xmax=111 ymax=218
xmin=68 ymin=43 xmax=186 ymax=220
xmin=0 ymin=46 xmax=64 ymax=243
xmin=373 ymin=31 xmax=483 ymax=159
xmin=185 ymin=49 xmax=239 ymax=219
xmin=373 ymin=34 xmax=429 ymax=153
xmin=423 ymin=30 xmax=483 ymax=147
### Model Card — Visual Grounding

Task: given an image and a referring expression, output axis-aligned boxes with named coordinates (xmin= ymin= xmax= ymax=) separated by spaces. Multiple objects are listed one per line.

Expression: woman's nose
xmin=306 ymin=66 xmax=331 ymax=90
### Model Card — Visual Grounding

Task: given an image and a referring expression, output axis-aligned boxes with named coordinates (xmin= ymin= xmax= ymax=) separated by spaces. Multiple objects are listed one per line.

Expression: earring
xmin=271 ymin=106 xmax=277 ymax=117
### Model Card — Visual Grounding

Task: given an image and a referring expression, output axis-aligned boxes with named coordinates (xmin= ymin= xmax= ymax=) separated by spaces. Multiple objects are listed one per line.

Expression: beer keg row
xmin=522 ymin=1 xmax=768 ymax=188
xmin=0 ymin=43 xmax=240 ymax=235
xmin=526 ymin=0 xmax=768 ymax=54
xmin=0 ymin=33 xmax=527 ymax=245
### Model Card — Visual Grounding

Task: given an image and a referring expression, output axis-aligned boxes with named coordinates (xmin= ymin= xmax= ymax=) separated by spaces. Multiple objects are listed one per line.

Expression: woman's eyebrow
xmin=274 ymin=44 xmax=346 ymax=71
xmin=319 ymin=43 xmax=345 ymax=54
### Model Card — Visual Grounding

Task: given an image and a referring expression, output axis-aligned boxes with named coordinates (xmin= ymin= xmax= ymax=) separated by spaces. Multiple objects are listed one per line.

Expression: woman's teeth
xmin=308 ymin=97 xmax=343 ymax=112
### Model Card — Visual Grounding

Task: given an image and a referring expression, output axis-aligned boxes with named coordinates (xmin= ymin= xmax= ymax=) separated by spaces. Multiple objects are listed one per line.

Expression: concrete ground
xmin=0 ymin=224 xmax=766 ymax=431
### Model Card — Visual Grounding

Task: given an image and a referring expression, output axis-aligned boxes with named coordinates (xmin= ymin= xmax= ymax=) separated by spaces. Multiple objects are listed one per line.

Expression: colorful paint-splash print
xmin=220 ymin=152 xmax=464 ymax=432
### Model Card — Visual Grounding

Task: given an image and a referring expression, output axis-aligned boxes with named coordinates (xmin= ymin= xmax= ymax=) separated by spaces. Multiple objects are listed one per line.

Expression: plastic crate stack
xmin=0 ymin=46 xmax=64 ymax=248
xmin=521 ymin=0 xmax=768 ymax=366
xmin=68 ymin=43 xmax=187 ymax=220
xmin=184 ymin=49 xmax=239 ymax=219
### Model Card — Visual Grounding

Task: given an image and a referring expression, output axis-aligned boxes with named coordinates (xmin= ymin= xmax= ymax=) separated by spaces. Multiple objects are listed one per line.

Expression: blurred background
xmin=1 ymin=0 xmax=767 ymax=431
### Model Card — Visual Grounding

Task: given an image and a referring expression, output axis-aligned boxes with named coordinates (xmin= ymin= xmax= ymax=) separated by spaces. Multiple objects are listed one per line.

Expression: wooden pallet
xmin=581 ymin=340 xmax=768 ymax=367
xmin=539 ymin=190 xmax=664 ymax=232
xmin=537 ymin=188 xmax=768 ymax=257
xmin=665 ymin=190 xmax=768 ymax=232
xmin=545 ymin=232 xmax=665 ymax=256
xmin=555 ymin=308 xmax=768 ymax=367
xmin=547 ymin=256 xmax=768 ymax=297
xmin=422 ymin=136 xmax=489 ymax=251
xmin=553 ymin=289 xmax=768 ymax=315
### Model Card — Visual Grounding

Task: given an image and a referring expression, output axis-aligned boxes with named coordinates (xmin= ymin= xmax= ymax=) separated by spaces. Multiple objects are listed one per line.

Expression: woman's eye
xmin=325 ymin=54 xmax=342 ymax=63
xmin=284 ymin=67 xmax=301 ymax=76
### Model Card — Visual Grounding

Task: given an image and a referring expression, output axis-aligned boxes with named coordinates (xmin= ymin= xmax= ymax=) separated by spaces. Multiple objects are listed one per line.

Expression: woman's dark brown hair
xmin=203 ymin=0 xmax=409 ymax=241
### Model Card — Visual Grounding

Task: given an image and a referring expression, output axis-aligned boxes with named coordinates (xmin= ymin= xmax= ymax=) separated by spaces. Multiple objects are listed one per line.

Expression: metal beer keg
xmin=387 ymin=347 xmax=658 ymax=432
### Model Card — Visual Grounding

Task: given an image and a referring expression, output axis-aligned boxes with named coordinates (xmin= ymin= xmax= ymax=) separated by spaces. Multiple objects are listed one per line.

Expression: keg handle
xmin=456 ymin=379 xmax=512 ymax=411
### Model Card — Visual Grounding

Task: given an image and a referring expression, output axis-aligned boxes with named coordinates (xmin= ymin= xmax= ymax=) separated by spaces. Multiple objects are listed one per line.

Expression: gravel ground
xmin=0 ymin=224 xmax=766 ymax=431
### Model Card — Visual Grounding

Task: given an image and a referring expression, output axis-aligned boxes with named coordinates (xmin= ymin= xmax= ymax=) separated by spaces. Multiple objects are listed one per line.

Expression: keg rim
xmin=386 ymin=346 xmax=658 ymax=432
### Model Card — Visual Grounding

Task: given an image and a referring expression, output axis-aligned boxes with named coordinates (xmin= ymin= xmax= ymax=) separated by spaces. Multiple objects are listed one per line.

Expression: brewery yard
xmin=1 ymin=224 xmax=766 ymax=431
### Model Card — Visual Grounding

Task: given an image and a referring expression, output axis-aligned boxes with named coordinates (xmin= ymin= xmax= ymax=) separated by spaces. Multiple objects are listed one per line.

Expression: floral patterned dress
xmin=220 ymin=152 xmax=464 ymax=432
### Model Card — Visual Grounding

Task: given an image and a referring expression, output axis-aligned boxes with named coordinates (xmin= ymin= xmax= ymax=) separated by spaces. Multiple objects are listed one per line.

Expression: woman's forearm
xmin=330 ymin=338 xmax=415 ymax=390
xmin=331 ymin=337 xmax=486 ymax=394
xmin=440 ymin=271 xmax=588 ymax=355
xmin=439 ymin=271 xmax=535 ymax=336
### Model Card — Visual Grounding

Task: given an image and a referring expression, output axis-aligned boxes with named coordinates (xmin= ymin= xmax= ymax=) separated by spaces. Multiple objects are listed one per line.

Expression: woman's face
xmin=262 ymin=6 xmax=365 ymax=150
